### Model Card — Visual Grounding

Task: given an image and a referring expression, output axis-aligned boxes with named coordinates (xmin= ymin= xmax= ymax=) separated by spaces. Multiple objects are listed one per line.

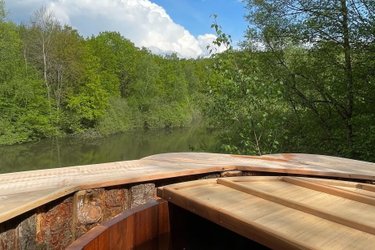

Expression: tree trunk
xmin=340 ymin=0 xmax=355 ymax=157
xmin=42 ymin=36 xmax=52 ymax=113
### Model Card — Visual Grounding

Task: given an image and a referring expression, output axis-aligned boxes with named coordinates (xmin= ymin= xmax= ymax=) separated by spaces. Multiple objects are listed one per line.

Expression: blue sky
xmin=152 ymin=0 xmax=247 ymax=43
xmin=6 ymin=0 xmax=248 ymax=58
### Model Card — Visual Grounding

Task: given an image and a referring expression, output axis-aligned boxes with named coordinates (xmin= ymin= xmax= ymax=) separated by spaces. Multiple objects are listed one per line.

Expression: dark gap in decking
xmin=165 ymin=203 xmax=270 ymax=250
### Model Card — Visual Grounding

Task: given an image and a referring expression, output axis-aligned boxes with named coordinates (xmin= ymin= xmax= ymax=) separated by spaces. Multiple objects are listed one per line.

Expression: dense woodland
xmin=1 ymin=0 xmax=374 ymax=161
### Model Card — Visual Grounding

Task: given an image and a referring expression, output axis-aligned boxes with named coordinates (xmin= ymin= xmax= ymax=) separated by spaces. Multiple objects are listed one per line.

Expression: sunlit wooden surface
xmin=159 ymin=176 xmax=375 ymax=249
xmin=1 ymin=153 xmax=375 ymax=223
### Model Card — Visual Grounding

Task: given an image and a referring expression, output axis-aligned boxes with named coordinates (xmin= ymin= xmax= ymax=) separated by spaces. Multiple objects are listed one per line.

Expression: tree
xmin=0 ymin=0 xmax=5 ymax=21
xmin=88 ymin=32 xmax=139 ymax=97
xmin=48 ymin=25 xmax=87 ymax=112
xmin=67 ymin=52 xmax=109 ymax=129
xmin=0 ymin=11 xmax=55 ymax=144
xmin=23 ymin=7 xmax=61 ymax=113
xmin=205 ymin=49 xmax=289 ymax=155
xmin=23 ymin=8 xmax=100 ymax=133
xmin=243 ymin=0 xmax=375 ymax=157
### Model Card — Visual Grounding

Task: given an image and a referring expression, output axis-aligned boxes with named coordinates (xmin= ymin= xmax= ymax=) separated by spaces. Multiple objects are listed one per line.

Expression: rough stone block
xmin=0 ymin=224 xmax=16 ymax=250
xmin=220 ymin=170 xmax=243 ymax=177
xmin=0 ymin=212 xmax=37 ymax=250
xmin=130 ymin=183 xmax=156 ymax=208
xmin=74 ymin=187 xmax=131 ymax=238
xmin=74 ymin=189 xmax=105 ymax=237
xmin=242 ymin=171 xmax=263 ymax=176
xmin=199 ymin=173 xmax=220 ymax=179
xmin=103 ymin=188 xmax=129 ymax=220
xmin=36 ymin=196 xmax=73 ymax=249
xmin=17 ymin=214 xmax=36 ymax=250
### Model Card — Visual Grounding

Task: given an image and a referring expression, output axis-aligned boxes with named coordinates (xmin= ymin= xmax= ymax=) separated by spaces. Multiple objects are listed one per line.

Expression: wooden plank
xmin=356 ymin=183 xmax=375 ymax=192
xmin=0 ymin=186 xmax=76 ymax=224
xmin=157 ymin=200 xmax=171 ymax=235
xmin=161 ymin=187 xmax=306 ymax=250
xmin=160 ymin=177 xmax=375 ymax=249
xmin=293 ymin=177 xmax=375 ymax=195
xmin=267 ymin=176 xmax=375 ymax=198
xmin=282 ymin=177 xmax=375 ymax=206
xmin=333 ymin=186 xmax=375 ymax=198
xmin=109 ymin=219 xmax=127 ymax=250
xmin=221 ymin=176 xmax=283 ymax=182
xmin=217 ymin=178 xmax=375 ymax=235
xmin=1 ymin=152 xmax=375 ymax=223
xmin=67 ymin=199 xmax=169 ymax=250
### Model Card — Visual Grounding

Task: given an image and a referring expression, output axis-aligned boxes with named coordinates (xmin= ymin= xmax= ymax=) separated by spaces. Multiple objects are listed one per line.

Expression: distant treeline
xmin=1 ymin=1 xmax=375 ymax=162
xmin=0 ymin=3 xmax=212 ymax=145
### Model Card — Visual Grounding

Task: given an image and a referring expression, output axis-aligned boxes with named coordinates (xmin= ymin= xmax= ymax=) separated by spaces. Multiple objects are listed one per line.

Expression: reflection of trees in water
xmin=0 ymin=127 xmax=220 ymax=174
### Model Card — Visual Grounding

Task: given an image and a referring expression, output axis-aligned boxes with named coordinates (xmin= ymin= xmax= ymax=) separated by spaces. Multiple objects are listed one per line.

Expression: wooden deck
xmin=158 ymin=176 xmax=375 ymax=249
xmin=1 ymin=153 xmax=375 ymax=223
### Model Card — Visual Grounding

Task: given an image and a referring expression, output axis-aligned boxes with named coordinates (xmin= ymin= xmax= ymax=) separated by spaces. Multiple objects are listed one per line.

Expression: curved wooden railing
xmin=66 ymin=199 xmax=169 ymax=250
xmin=1 ymin=152 xmax=375 ymax=224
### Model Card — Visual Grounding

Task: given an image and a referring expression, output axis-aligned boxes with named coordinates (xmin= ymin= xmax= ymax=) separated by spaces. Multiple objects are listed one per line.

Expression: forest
xmin=0 ymin=0 xmax=374 ymax=161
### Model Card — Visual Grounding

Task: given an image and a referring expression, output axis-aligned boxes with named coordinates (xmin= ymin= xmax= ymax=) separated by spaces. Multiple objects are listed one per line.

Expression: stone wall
xmin=0 ymin=171 xmax=244 ymax=249
xmin=0 ymin=183 xmax=156 ymax=250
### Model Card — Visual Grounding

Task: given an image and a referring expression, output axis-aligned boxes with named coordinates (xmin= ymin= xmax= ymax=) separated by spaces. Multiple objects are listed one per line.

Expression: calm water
xmin=0 ymin=127 xmax=220 ymax=174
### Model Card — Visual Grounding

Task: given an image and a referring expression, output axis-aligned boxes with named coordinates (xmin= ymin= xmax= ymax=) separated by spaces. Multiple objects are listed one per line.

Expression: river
xmin=0 ymin=127 xmax=221 ymax=174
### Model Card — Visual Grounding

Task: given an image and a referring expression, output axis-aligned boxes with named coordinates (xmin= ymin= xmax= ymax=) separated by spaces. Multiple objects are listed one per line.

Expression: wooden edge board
xmin=76 ymin=166 xmax=231 ymax=190
xmin=0 ymin=186 xmax=77 ymax=224
xmin=220 ymin=176 xmax=284 ymax=182
xmin=158 ymin=178 xmax=217 ymax=192
xmin=226 ymin=176 xmax=375 ymax=190
xmin=66 ymin=199 xmax=167 ymax=250
xmin=278 ymin=177 xmax=375 ymax=199
xmin=161 ymin=187 xmax=309 ymax=250
xmin=0 ymin=167 xmax=227 ymax=223
xmin=357 ymin=183 xmax=375 ymax=192
xmin=294 ymin=177 xmax=375 ymax=197
xmin=1 ymin=152 xmax=375 ymax=224
xmin=236 ymin=166 xmax=375 ymax=181
xmin=282 ymin=177 xmax=375 ymax=206
xmin=295 ymin=177 xmax=374 ymax=188
xmin=217 ymin=178 xmax=375 ymax=235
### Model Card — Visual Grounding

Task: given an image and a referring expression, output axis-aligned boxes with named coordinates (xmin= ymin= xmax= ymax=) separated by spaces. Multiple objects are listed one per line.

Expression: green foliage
xmin=67 ymin=56 xmax=109 ymax=128
xmin=97 ymin=97 xmax=134 ymax=135
xmin=205 ymin=1 xmax=375 ymax=161
xmin=88 ymin=32 xmax=139 ymax=97
xmin=0 ymin=5 xmax=207 ymax=145
xmin=205 ymin=50 xmax=288 ymax=155
xmin=0 ymin=19 xmax=55 ymax=145
xmin=209 ymin=14 xmax=232 ymax=53
xmin=1 ymin=1 xmax=373 ymax=164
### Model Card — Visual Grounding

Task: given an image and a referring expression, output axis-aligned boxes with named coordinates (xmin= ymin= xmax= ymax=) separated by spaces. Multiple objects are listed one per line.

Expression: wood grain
xmin=282 ymin=176 xmax=375 ymax=205
xmin=159 ymin=176 xmax=375 ymax=249
xmin=1 ymin=152 xmax=375 ymax=223
xmin=66 ymin=199 xmax=169 ymax=250
xmin=218 ymin=178 xmax=375 ymax=235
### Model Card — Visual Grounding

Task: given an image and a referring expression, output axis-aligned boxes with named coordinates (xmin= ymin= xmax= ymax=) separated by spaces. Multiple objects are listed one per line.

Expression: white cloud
xmin=197 ymin=34 xmax=228 ymax=57
xmin=9 ymin=0 xmax=225 ymax=58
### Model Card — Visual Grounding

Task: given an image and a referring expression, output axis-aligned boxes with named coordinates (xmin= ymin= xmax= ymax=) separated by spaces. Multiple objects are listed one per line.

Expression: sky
xmin=5 ymin=0 xmax=247 ymax=58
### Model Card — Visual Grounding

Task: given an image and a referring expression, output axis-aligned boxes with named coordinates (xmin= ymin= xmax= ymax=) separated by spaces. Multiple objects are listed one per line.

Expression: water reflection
xmin=0 ymin=127 xmax=220 ymax=174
